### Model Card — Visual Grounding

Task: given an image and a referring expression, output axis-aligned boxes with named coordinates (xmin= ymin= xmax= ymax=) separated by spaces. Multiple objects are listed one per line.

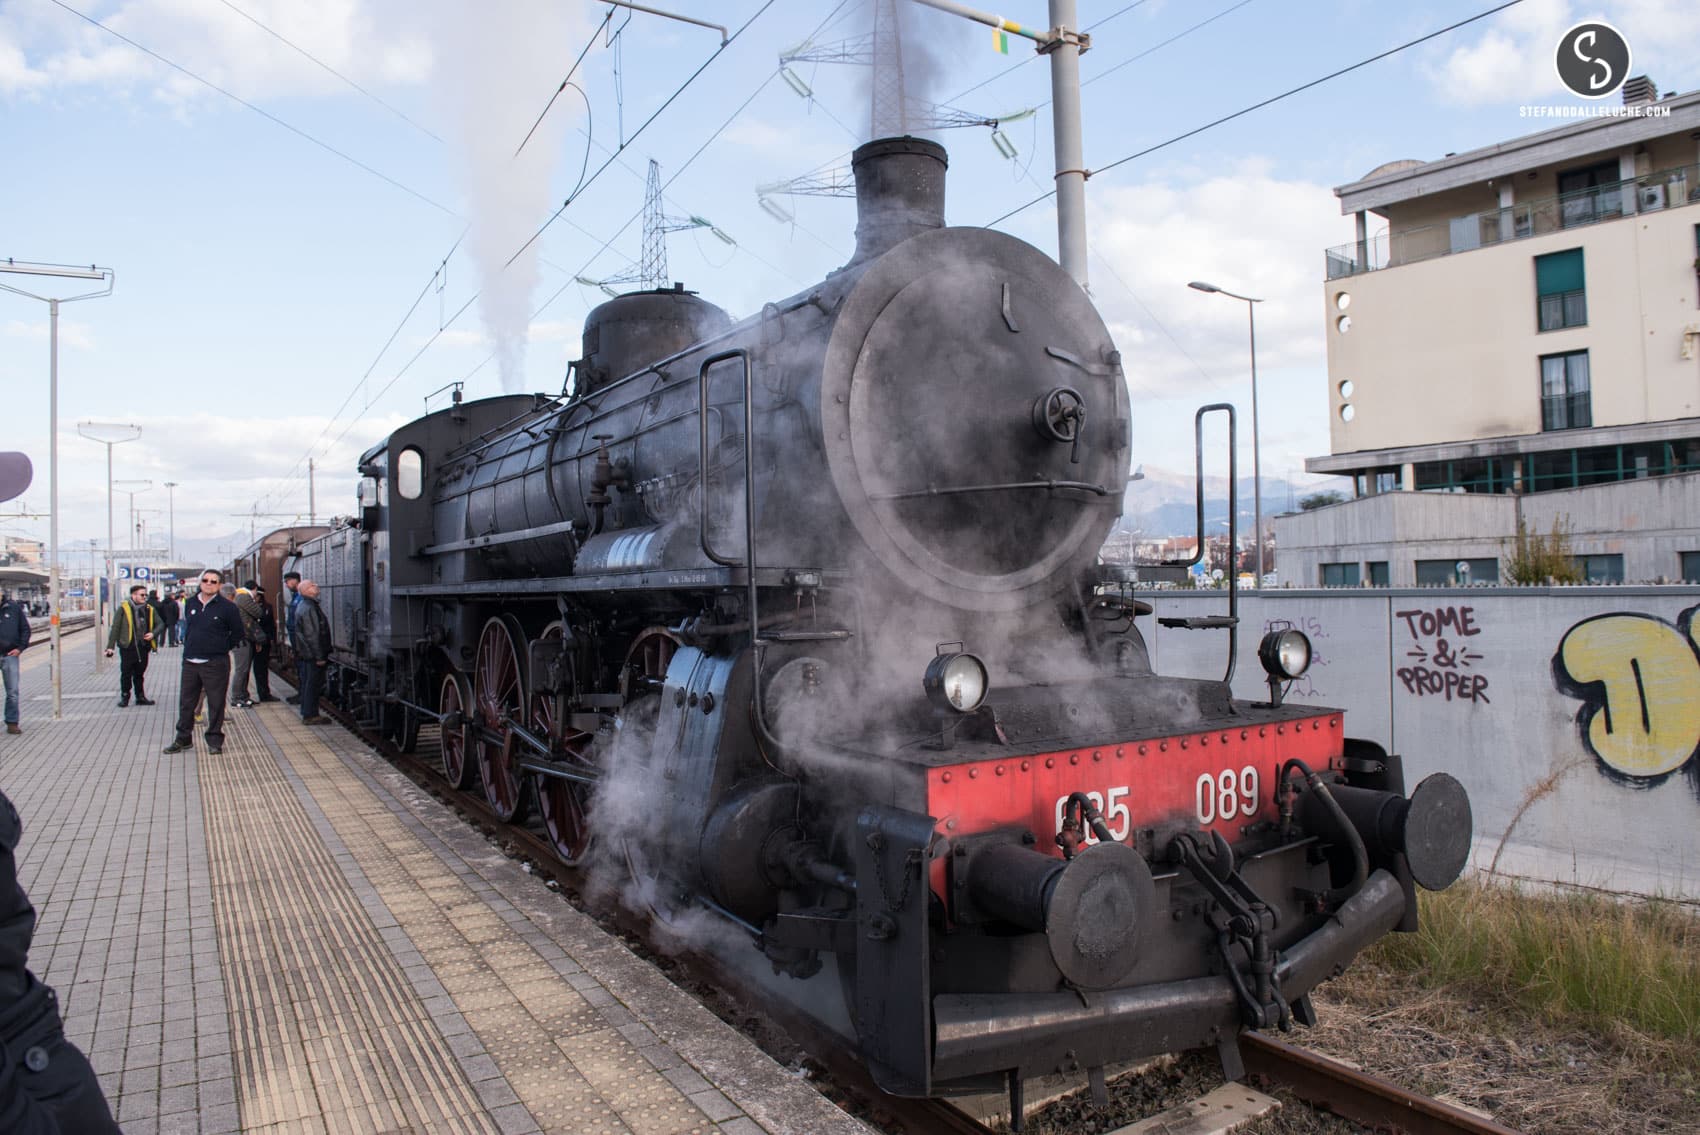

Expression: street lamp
xmin=114 ymin=480 xmax=152 ymax=570
xmin=77 ymin=421 xmax=142 ymax=669
xmin=1 ymin=258 xmax=114 ymax=719
xmin=1188 ymin=281 xmax=1265 ymax=585
xmin=163 ymin=481 xmax=178 ymax=561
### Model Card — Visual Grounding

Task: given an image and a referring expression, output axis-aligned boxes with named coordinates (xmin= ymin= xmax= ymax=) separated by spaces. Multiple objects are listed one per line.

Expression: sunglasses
xmin=200 ymin=578 xmax=220 ymax=584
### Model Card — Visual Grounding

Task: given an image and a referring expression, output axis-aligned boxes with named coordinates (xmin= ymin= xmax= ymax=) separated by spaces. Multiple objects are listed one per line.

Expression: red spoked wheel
xmin=530 ymin=622 xmax=598 ymax=865
xmin=439 ymin=671 xmax=475 ymax=789
xmin=474 ymin=616 xmax=531 ymax=823
xmin=622 ymin=627 xmax=682 ymax=702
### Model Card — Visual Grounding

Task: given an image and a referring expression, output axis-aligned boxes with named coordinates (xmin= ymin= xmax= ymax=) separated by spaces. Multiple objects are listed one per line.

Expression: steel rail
xmin=1242 ymin=1031 xmax=1525 ymax=1135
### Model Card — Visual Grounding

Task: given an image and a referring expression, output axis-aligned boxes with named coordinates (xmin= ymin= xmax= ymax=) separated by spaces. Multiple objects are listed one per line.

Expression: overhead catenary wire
xmin=46 ymin=0 xmax=457 ymax=217
xmin=984 ymin=0 xmax=1526 ymax=228
xmin=213 ymin=0 xmax=443 ymax=142
xmin=505 ymin=0 xmax=781 ymax=270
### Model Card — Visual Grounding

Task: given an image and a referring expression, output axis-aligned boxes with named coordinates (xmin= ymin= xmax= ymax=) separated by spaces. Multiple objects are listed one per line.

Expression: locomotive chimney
xmin=850 ymin=136 xmax=947 ymax=265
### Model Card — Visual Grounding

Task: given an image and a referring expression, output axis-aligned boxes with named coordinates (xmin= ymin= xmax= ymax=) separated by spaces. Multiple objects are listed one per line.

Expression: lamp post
xmin=1 ymin=259 xmax=114 ymax=720
xmin=77 ymin=422 xmax=142 ymax=670
xmin=163 ymin=481 xmax=178 ymax=562
xmin=1188 ymin=281 xmax=1265 ymax=585
xmin=115 ymin=481 xmax=151 ymax=548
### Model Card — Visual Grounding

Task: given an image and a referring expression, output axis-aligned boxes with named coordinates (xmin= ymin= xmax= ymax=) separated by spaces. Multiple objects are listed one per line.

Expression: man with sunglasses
xmin=163 ymin=569 xmax=244 ymax=756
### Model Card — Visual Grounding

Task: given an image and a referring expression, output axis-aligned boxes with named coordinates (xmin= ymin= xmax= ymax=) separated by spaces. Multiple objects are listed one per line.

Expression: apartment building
xmin=1279 ymin=82 xmax=1700 ymax=586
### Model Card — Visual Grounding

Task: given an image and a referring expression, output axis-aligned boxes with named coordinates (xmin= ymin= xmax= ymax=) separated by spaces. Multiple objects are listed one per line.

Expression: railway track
xmin=317 ymin=694 xmax=1517 ymax=1135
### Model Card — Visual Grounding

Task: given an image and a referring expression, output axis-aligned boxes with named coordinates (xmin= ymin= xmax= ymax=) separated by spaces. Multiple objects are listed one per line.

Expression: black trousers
xmin=174 ymin=656 xmax=231 ymax=749
xmin=252 ymin=643 xmax=273 ymax=699
xmin=117 ymin=644 xmax=150 ymax=700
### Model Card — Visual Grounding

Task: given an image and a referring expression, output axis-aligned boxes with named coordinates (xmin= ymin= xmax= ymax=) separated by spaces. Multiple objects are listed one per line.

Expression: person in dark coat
xmin=0 ymin=592 xmax=30 ymax=736
xmin=291 ymin=579 xmax=331 ymax=724
xmin=158 ymin=590 xmax=180 ymax=648
xmin=163 ymin=569 xmax=244 ymax=756
xmin=0 ymin=790 xmax=121 ymax=1133
xmin=104 ymin=583 xmax=159 ymax=706
xmin=250 ymin=584 xmax=278 ymax=702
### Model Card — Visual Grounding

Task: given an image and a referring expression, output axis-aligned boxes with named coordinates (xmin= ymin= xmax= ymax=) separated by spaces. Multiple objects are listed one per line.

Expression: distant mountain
xmin=1118 ymin=466 xmax=1348 ymax=538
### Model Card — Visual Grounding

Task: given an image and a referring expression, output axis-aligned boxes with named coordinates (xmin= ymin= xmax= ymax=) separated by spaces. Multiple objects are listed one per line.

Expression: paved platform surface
xmin=0 ymin=634 xmax=873 ymax=1135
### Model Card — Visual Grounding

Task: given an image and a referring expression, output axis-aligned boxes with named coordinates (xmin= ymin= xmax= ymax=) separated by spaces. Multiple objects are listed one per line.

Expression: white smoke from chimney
xmin=428 ymin=1 xmax=584 ymax=392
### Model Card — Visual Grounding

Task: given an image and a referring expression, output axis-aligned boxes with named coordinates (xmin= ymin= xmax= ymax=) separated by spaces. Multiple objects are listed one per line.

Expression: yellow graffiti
xmin=1556 ymin=613 xmax=1700 ymax=779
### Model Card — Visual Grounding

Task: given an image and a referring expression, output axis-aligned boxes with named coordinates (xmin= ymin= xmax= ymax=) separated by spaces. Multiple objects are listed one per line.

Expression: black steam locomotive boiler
xmin=287 ymin=137 xmax=1472 ymax=1110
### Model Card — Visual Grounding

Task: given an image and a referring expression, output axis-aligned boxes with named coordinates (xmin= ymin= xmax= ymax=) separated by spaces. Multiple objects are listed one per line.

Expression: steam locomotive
xmin=274 ymin=137 xmax=1472 ymax=1110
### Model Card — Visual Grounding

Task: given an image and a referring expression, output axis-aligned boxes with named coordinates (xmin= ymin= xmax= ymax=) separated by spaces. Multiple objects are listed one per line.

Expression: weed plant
xmin=1373 ymin=880 xmax=1700 ymax=1042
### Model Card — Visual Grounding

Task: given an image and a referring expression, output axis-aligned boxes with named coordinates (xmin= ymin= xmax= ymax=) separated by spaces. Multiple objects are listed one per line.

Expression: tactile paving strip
xmin=197 ymin=710 xmax=502 ymax=1134
xmin=265 ymin=711 xmax=720 ymax=1135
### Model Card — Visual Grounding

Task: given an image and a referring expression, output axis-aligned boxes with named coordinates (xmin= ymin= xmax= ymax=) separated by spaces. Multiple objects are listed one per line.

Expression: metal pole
xmin=105 ymin=444 xmax=113 ymax=669
xmin=1249 ymin=300 xmax=1264 ymax=585
xmin=308 ymin=458 xmax=316 ymax=526
xmin=48 ymin=299 xmax=60 ymax=718
xmin=1046 ymin=0 xmax=1088 ymax=289
xmin=164 ymin=482 xmax=177 ymax=561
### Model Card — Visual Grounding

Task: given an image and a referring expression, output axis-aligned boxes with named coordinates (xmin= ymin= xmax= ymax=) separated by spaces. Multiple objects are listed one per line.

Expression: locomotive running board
xmin=927 ymin=870 xmax=1405 ymax=1085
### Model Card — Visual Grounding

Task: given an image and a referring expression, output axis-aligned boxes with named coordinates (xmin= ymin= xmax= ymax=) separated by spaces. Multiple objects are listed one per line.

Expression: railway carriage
xmin=281 ymin=136 xmax=1472 ymax=1110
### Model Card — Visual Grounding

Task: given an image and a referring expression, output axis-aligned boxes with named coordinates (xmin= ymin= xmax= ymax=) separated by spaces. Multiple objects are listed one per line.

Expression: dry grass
xmin=1376 ymin=881 xmax=1700 ymax=1043
xmin=1302 ymin=880 xmax=1700 ymax=1134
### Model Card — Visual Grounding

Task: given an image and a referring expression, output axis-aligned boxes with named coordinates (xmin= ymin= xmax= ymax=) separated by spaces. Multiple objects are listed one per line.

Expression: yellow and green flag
xmin=993 ymin=28 xmax=1009 ymax=54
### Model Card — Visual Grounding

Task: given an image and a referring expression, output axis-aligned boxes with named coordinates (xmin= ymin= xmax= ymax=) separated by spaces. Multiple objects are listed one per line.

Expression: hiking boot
xmin=162 ymin=741 xmax=189 ymax=754
xmin=135 ymin=697 xmax=156 ymax=706
xmin=285 ymin=695 xmax=301 ymax=705
xmin=118 ymin=696 xmax=129 ymax=707
xmin=301 ymin=715 xmax=329 ymax=725
xmin=207 ymin=745 xmax=223 ymax=755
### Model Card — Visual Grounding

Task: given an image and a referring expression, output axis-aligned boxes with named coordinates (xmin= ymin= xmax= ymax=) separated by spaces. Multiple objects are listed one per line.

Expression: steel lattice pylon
xmin=870 ymin=0 xmax=909 ymax=139
xmin=639 ymin=159 xmax=667 ymax=290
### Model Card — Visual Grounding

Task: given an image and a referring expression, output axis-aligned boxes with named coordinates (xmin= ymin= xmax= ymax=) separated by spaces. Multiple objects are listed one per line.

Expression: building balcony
xmin=1324 ymin=161 xmax=1700 ymax=280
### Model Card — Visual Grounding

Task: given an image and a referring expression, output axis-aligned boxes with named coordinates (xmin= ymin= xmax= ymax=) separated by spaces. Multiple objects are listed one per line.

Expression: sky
xmin=2 ymin=0 xmax=1697 ymax=569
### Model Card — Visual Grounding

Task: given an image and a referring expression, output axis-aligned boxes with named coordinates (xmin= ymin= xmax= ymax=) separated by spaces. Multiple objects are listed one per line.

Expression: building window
xmin=1571 ymin=553 xmax=1624 ymax=583
xmin=1414 ymin=456 xmax=1512 ymax=494
xmin=1320 ymin=562 xmax=1360 ymax=587
xmin=1366 ymin=561 xmax=1390 ymax=586
xmin=1540 ymin=352 xmax=1592 ymax=431
xmin=1415 ymin=558 xmax=1498 ymax=585
xmin=1557 ymin=160 xmax=1624 ymax=228
xmin=1534 ymin=249 xmax=1586 ymax=330
xmin=396 ymin=447 xmax=425 ymax=500
xmin=1679 ymin=552 xmax=1700 ymax=583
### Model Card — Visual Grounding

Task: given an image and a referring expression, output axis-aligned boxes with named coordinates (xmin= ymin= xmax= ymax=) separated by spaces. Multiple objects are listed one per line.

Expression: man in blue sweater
xmin=163 ymin=569 xmax=244 ymax=756
xmin=0 ymin=592 xmax=28 ymax=736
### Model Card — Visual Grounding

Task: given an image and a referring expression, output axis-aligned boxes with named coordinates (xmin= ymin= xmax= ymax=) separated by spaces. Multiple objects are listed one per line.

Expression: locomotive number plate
xmin=1053 ymin=764 xmax=1261 ymax=845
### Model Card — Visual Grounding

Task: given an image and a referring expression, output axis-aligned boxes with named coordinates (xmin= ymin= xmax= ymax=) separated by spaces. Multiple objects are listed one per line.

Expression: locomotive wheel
xmin=439 ymin=671 xmax=475 ymax=790
xmin=621 ymin=627 xmax=682 ymax=702
xmin=474 ymin=615 xmax=532 ymax=824
xmin=388 ymin=665 xmax=423 ymax=754
xmin=530 ymin=622 xmax=597 ymax=865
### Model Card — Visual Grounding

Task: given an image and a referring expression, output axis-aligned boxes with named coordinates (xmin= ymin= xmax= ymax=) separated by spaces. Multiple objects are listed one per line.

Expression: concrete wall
xmin=1324 ymin=200 xmax=1700 ymax=455
xmin=1143 ymin=586 xmax=1700 ymax=898
xmin=1275 ymin=471 xmax=1700 ymax=587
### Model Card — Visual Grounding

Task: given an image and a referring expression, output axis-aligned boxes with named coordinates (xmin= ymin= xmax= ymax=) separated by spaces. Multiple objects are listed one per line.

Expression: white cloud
xmin=1087 ymin=163 xmax=1355 ymax=397
xmin=0 ymin=0 xmax=433 ymax=103
xmin=3 ymin=318 xmax=96 ymax=350
xmin=1428 ymin=0 xmax=1700 ymax=106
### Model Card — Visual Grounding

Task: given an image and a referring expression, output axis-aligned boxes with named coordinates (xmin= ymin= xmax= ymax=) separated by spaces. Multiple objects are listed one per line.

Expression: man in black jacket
xmin=159 ymin=590 xmax=180 ymax=647
xmin=0 ymin=791 xmax=120 ymax=1133
xmin=163 ymin=569 xmax=244 ymax=756
xmin=103 ymin=584 xmax=159 ymax=706
xmin=292 ymin=579 xmax=331 ymax=724
xmin=0 ymin=592 xmax=28 ymax=736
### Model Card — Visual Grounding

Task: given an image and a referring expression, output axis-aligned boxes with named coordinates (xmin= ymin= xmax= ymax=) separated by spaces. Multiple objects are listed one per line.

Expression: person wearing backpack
xmin=230 ymin=585 xmax=268 ymax=708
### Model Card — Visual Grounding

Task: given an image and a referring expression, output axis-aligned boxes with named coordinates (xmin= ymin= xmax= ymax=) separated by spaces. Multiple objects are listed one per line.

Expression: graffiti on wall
xmin=1394 ymin=606 xmax=1489 ymax=704
xmin=1553 ymin=604 xmax=1700 ymax=794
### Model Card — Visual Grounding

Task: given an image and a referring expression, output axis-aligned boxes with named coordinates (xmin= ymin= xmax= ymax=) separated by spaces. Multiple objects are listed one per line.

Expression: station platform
xmin=1 ymin=634 xmax=874 ymax=1135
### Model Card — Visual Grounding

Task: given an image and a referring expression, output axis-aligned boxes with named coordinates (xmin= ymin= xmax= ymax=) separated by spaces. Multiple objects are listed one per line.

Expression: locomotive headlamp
xmin=924 ymin=652 xmax=989 ymax=714
xmin=1259 ymin=629 xmax=1312 ymax=680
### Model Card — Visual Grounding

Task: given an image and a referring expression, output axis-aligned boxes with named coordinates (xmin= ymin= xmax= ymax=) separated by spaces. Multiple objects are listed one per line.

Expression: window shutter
xmin=1535 ymin=248 xmax=1584 ymax=295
